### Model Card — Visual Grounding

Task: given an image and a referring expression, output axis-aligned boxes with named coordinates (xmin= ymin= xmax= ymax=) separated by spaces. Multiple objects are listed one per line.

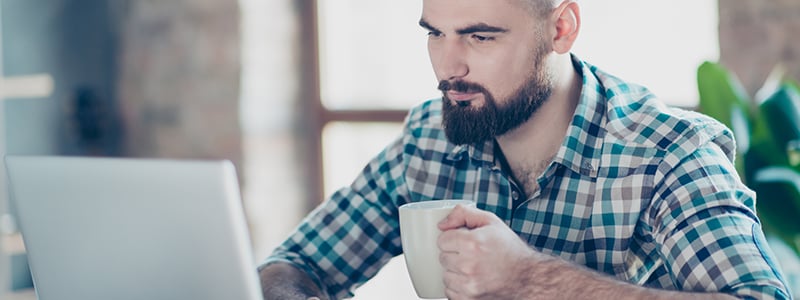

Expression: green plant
xmin=697 ymin=61 xmax=800 ymax=256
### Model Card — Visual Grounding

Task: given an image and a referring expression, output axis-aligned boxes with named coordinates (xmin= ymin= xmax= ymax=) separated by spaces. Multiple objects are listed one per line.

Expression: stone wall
xmin=719 ymin=0 xmax=800 ymax=95
xmin=115 ymin=0 xmax=242 ymax=169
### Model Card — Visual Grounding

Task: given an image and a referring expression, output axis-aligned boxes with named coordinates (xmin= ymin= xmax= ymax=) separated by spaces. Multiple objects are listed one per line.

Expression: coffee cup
xmin=399 ymin=199 xmax=475 ymax=299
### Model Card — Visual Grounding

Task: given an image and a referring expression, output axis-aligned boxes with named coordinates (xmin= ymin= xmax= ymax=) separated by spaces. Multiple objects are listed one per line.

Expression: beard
xmin=440 ymin=49 xmax=553 ymax=146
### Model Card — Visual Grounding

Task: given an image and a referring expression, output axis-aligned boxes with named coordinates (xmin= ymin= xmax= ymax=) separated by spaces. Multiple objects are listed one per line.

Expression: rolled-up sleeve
xmin=651 ymin=143 xmax=791 ymax=299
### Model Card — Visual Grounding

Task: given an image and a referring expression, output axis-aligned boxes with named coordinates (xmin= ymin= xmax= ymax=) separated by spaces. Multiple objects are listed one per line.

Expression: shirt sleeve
xmin=258 ymin=133 xmax=410 ymax=299
xmin=650 ymin=141 xmax=791 ymax=299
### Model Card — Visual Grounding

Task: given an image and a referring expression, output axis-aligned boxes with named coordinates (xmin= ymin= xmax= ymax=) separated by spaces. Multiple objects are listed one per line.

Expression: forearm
xmin=259 ymin=262 xmax=329 ymax=300
xmin=522 ymin=254 xmax=738 ymax=300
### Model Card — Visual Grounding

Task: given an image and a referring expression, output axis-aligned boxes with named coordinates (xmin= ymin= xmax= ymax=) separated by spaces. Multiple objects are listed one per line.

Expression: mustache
xmin=438 ymin=80 xmax=487 ymax=94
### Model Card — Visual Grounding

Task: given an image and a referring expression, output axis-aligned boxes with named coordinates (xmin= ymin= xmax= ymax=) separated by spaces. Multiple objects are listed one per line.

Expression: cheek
xmin=427 ymin=43 xmax=443 ymax=80
xmin=474 ymin=55 xmax=531 ymax=100
xmin=496 ymin=46 xmax=542 ymax=96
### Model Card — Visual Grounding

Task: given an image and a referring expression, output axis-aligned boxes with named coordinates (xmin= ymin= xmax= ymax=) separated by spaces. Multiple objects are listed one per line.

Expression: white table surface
xmin=3 ymin=288 xmax=36 ymax=300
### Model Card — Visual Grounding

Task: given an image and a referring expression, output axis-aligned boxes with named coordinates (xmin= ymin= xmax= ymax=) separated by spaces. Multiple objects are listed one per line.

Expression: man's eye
xmin=427 ymin=31 xmax=442 ymax=38
xmin=472 ymin=34 xmax=494 ymax=42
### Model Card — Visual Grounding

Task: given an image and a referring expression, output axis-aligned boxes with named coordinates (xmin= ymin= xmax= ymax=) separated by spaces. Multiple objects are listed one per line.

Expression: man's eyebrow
xmin=456 ymin=23 xmax=508 ymax=35
xmin=418 ymin=19 xmax=508 ymax=35
xmin=419 ymin=19 xmax=439 ymax=32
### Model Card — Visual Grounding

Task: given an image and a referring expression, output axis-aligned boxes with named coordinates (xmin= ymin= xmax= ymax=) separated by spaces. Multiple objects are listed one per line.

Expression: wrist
xmin=516 ymin=250 xmax=634 ymax=299
xmin=512 ymin=248 xmax=555 ymax=298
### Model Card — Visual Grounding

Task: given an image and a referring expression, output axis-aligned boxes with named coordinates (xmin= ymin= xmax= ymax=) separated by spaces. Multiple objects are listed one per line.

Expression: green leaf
xmin=696 ymin=61 xmax=753 ymax=176
xmin=758 ymin=83 xmax=800 ymax=162
xmin=788 ymin=78 xmax=800 ymax=94
xmin=752 ymin=167 xmax=800 ymax=256
xmin=697 ymin=62 xmax=752 ymax=128
xmin=750 ymin=78 xmax=800 ymax=257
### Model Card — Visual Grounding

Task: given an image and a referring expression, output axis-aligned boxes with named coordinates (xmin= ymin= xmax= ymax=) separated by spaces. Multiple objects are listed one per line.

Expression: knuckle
xmin=439 ymin=252 xmax=449 ymax=266
xmin=463 ymin=260 xmax=480 ymax=276
xmin=463 ymin=238 xmax=479 ymax=252
xmin=464 ymin=280 xmax=482 ymax=297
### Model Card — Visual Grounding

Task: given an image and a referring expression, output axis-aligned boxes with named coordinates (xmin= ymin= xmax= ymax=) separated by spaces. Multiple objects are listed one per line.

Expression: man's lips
xmin=446 ymin=91 xmax=481 ymax=102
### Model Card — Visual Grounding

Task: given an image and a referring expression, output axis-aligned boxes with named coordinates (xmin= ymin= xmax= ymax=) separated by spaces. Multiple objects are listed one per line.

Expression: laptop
xmin=4 ymin=156 xmax=264 ymax=300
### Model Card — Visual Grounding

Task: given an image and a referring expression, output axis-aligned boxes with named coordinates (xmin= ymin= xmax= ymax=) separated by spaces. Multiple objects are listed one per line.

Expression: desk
xmin=2 ymin=233 xmax=33 ymax=293
xmin=3 ymin=288 xmax=36 ymax=300
xmin=2 ymin=233 xmax=26 ymax=254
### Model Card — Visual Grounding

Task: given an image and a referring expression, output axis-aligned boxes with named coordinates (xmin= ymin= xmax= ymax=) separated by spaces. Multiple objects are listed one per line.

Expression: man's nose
xmin=434 ymin=40 xmax=469 ymax=81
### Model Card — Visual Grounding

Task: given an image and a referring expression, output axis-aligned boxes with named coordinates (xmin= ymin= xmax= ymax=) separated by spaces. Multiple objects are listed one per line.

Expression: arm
xmin=259 ymin=262 xmax=328 ymax=300
xmin=258 ymin=102 xmax=455 ymax=299
xmin=436 ymin=141 xmax=790 ymax=299
xmin=437 ymin=205 xmax=740 ymax=300
xmin=258 ymin=134 xmax=410 ymax=299
xmin=648 ymin=144 xmax=790 ymax=298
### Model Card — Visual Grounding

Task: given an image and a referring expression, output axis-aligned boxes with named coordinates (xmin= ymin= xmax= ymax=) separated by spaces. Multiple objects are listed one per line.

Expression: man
xmin=259 ymin=0 xmax=791 ymax=299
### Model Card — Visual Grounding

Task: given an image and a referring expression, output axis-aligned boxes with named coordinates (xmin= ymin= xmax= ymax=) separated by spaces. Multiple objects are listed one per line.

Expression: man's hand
xmin=259 ymin=263 xmax=329 ymax=300
xmin=437 ymin=204 xmax=540 ymax=300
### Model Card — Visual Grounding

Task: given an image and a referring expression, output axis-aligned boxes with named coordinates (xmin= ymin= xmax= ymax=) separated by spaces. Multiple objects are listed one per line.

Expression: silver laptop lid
xmin=5 ymin=156 xmax=263 ymax=300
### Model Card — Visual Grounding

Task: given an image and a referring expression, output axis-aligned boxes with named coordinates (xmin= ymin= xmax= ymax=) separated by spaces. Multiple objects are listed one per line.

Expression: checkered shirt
xmin=262 ymin=57 xmax=791 ymax=299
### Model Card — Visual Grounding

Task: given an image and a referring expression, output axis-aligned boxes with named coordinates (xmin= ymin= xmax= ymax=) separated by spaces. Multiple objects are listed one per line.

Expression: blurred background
xmin=0 ymin=0 xmax=798 ymax=299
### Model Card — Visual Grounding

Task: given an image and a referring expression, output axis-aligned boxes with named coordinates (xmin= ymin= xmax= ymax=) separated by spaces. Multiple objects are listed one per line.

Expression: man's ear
xmin=551 ymin=1 xmax=580 ymax=54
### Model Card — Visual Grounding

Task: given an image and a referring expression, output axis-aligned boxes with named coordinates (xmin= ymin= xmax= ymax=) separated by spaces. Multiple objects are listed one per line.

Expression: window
xmin=571 ymin=1 xmax=719 ymax=108
xmin=322 ymin=122 xmax=402 ymax=197
xmin=317 ymin=1 xmax=437 ymax=110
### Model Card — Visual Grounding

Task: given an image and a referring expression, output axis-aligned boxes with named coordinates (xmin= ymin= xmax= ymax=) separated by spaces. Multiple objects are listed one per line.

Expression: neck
xmin=496 ymin=53 xmax=582 ymax=172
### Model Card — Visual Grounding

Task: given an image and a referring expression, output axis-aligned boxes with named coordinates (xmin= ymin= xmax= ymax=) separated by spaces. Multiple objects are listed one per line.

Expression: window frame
xmin=298 ymin=0 xmax=407 ymax=212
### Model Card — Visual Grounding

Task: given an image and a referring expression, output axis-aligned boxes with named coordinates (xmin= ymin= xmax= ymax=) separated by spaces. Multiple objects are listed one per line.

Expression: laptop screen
xmin=5 ymin=156 xmax=263 ymax=300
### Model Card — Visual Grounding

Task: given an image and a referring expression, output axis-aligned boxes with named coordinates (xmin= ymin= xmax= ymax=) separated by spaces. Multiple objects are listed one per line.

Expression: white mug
xmin=399 ymin=199 xmax=476 ymax=299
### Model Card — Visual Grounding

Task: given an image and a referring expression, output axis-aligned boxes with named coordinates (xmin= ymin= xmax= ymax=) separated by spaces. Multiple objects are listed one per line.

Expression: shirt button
xmin=512 ymin=190 xmax=520 ymax=200
xmin=581 ymin=161 xmax=594 ymax=175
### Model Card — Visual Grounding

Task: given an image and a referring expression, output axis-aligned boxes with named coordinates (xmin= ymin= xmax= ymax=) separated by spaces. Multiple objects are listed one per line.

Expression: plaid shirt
xmin=262 ymin=57 xmax=791 ymax=299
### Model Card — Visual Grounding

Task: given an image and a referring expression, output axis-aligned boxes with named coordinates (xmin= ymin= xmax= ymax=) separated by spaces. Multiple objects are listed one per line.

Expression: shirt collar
xmin=553 ymin=55 xmax=606 ymax=178
xmin=446 ymin=55 xmax=607 ymax=177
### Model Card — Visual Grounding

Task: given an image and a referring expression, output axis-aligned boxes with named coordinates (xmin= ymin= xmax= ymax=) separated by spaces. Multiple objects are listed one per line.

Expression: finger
xmin=442 ymin=272 xmax=467 ymax=300
xmin=438 ymin=204 xmax=494 ymax=230
xmin=443 ymin=269 xmax=474 ymax=299
xmin=437 ymin=227 xmax=470 ymax=253
xmin=445 ymin=286 xmax=465 ymax=300
xmin=438 ymin=246 xmax=465 ymax=274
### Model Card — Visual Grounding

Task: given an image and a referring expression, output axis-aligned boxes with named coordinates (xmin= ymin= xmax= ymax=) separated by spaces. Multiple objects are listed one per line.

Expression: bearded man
xmin=258 ymin=0 xmax=791 ymax=299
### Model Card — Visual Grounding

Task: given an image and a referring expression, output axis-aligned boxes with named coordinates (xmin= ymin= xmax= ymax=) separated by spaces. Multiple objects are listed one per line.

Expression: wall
xmin=115 ymin=0 xmax=242 ymax=170
xmin=1 ymin=0 xmax=244 ymax=293
xmin=719 ymin=0 xmax=800 ymax=94
xmin=1 ymin=0 xmax=120 ymax=292
xmin=2 ymin=0 xmax=120 ymax=156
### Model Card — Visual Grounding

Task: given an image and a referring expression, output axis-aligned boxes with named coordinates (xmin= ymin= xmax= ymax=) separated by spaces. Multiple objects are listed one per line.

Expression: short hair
xmin=522 ymin=0 xmax=558 ymax=18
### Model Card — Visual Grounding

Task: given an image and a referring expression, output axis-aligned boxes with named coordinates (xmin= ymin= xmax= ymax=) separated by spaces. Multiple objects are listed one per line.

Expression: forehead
xmin=421 ymin=0 xmax=537 ymax=31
